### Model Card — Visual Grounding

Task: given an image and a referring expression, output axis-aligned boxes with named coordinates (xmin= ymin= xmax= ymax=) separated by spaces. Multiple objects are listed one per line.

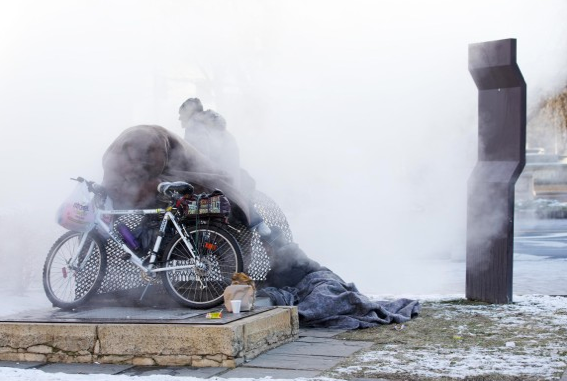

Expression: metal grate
xmin=98 ymin=214 xmax=146 ymax=293
xmin=88 ymin=190 xmax=292 ymax=298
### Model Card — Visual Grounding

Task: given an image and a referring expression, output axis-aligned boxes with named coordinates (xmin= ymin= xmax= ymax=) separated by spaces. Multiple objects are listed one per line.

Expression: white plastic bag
xmin=56 ymin=181 xmax=95 ymax=232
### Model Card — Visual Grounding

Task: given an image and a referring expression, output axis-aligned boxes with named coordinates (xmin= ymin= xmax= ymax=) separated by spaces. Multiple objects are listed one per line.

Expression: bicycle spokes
xmin=161 ymin=225 xmax=243 ymax=308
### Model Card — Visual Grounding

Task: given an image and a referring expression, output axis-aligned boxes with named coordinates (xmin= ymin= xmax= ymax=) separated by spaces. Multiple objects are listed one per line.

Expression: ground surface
xmin=326 ymin=295 xmax=567 ymax=380
xmin=1 ymin=217 xmax=567 ymax=379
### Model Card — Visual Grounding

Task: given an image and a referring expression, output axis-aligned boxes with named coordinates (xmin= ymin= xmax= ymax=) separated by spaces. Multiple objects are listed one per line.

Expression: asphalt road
xmin=514 ymin=218 xmax=567 ymax=259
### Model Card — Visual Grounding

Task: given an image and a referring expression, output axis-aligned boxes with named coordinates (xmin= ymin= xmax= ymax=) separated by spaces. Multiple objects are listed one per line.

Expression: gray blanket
xmin=258 ymin=229 xmax=421 ymax=329
xmin=259 ymin=270 xmax=420 ymax=329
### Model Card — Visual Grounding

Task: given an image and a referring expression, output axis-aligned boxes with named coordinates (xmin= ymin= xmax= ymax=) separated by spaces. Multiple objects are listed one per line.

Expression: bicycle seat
xmin=157 ymin=181 xmax=194 ymax=197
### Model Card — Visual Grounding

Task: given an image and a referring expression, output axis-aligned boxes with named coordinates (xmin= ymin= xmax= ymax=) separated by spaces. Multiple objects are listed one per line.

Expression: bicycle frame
xmin=45 ymin=177 xmax=243 ymax=310
xmin=73 ymin=202 xmax=198 ymax=276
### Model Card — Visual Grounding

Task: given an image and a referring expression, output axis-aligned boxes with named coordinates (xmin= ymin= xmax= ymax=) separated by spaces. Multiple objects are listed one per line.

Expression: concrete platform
xmin=0 ymin=328 xmax=374 ymax=379
xmin=0 ymin=305 xmax=299 ymax=367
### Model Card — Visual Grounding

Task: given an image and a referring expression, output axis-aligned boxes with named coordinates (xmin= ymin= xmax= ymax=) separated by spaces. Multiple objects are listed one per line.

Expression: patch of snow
xmin=336 ymin=295 xmax=567 ymax=380
xmin=0 ymin=367 xmax=313 ymax=381
xmin=513 ymin=253 xmax=555 ymax=261
xmin=0 ymin=288 xmax=53 ymax=317
xmin=338 ymin=345 xmax=566 ymax=380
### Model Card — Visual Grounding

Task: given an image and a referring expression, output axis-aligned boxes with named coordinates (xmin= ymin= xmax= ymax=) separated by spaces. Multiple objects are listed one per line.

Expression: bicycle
xmin=43 ymin=177 xmax=243 ymax=310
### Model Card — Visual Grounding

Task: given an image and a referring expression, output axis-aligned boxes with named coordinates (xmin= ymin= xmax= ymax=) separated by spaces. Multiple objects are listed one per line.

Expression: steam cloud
xmin=1 ymin=0 xmax=566 ymax=299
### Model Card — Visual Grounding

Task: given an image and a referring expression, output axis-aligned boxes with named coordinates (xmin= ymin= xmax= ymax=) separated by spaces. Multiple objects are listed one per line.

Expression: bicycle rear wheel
xmin=161 ymin=224 xmax=243 ymax=309
xmin=42 ymin=231 xmax=107 ymax=309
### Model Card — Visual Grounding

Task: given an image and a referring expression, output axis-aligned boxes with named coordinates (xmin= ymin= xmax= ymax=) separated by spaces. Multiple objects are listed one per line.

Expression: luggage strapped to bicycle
xmin=176 ymin=190 xmax=231 ymax=221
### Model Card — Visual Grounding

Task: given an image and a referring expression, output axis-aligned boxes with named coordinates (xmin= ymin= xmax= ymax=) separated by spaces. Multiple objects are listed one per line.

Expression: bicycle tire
xmin=42 ymin=231 xmax=107 ymax=309
xmin=161 ymin=224 xmax=243 ymax=309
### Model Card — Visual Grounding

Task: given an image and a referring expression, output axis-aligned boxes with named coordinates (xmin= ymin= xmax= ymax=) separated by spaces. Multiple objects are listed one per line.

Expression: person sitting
xmin=179 ymin=97 xmax=265 ymax=230
xmin=180 ymin=105 xmax=241 ymax=189
xmin=101 ymin=124 xmax=421 ymax=329
xmin=101 ymin=124 xmax=253 ymax=226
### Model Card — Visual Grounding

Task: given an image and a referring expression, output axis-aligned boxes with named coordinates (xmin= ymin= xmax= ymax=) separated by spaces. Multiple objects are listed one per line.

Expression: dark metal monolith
xmin=466 ymin=38 xmax=526 ymax=304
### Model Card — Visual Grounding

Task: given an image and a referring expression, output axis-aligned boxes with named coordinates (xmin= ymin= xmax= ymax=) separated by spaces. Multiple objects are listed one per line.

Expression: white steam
xmin=0 ymin=0 xmax=566 ymax=297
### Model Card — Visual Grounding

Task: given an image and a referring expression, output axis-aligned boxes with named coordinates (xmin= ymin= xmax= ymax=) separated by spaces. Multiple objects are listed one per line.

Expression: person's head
xmin=179 ymin=98 xmax=204 ymax=128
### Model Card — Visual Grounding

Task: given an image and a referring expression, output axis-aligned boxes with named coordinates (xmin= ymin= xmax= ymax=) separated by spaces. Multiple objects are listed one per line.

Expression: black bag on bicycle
xmin=181 ymin=190 xmax=231 ymax=218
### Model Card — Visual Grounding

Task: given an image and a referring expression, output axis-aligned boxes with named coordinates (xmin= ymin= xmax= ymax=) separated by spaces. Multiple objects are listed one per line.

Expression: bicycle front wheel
xmin=42 ymin=231 xmax=107 ymax=309
xmin=161 ymin=224 xmax=243 ymax=309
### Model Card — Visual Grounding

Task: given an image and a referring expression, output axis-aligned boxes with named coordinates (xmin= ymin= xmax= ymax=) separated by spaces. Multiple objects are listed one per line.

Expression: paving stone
xmin=243 ymin=353 xmax=343 ymax=371
xmin=222 ymin=366 xmax=322 ymax=379
xmin=297 ymin=336 xmax=347 ymax=343
xmin=38 ymin=363 xmax=134 ymax=374
xmin=267 ymin=338 xmax=372 ymax=357
xmin=299 ymin=328 xmax=347 ymax=338
xmin=298 ymin=336 xmax=374 ymax=347
xmin=122 ymin=366 xmax=227 ymax=377
xmin=0 ymin=361 xmax=44 ymax=369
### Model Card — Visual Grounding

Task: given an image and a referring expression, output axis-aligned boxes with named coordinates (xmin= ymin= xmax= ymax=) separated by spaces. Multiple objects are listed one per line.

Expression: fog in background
xmin=1 ymin=0 xmax=566 ymax=296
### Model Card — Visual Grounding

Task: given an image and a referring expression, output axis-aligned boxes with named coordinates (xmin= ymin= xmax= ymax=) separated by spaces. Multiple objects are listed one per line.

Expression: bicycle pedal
xmin=121 ymin=253 xmax=132 ymax=261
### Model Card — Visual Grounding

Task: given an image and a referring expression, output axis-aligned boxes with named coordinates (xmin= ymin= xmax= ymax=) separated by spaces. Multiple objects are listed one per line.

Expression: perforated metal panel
xmin=90 ymin=190 xmax=292 ymax=297
xmin=237 ymin=190 xmax=293 ymax=281
xmin=98 ymin=214 xmax=146 ymax=293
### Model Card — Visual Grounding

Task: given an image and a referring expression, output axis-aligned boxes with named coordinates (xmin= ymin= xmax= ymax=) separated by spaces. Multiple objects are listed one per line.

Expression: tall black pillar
xmin=466 ymin=39 xmax=526 ymax=304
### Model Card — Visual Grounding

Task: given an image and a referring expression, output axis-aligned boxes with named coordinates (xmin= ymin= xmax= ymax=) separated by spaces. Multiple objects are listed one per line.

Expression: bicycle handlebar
xmin=72 ymin=177 xmax=107 ymax=198
xmin=71 ymin=177 xmax=203 ymax=205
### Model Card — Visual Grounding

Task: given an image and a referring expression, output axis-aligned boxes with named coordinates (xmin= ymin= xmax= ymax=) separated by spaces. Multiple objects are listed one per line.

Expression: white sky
xmin=1 ymin=0 xmax=566 ymax=294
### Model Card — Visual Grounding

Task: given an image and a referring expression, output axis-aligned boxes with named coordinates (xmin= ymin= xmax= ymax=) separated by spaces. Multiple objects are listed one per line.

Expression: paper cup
xmin=230 ymin=300 xmax=242 ymax=314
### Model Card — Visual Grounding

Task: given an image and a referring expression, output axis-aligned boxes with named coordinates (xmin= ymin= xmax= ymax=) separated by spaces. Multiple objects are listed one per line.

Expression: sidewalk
xmin=2 ymin=294 xmax=567 ymax=380
xmin=0 ymin=328 xmax=375 ymax=379
xmin=2 ymin=321 xmax=567 ymax=380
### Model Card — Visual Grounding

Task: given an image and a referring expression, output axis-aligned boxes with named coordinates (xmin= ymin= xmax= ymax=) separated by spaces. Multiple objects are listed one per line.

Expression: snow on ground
xmin=355 ymin=253 xmax=567 ymax=296
xmin=334 ymin=294 xmax=567 ymax=380
xmin=1 ymin=368 xmax=209 ymax=381
xmin=338 ymin=345 xmax=565 ymax=380
xmin=0 ymin=289 xmax=53 ymax=317
xmin=0 ymin=367 xmax=327 ymax=381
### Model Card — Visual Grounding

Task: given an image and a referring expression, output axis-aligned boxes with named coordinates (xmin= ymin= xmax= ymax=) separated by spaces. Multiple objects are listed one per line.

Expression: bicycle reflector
xmin=204 ymin=242 xmax=217 ymax=251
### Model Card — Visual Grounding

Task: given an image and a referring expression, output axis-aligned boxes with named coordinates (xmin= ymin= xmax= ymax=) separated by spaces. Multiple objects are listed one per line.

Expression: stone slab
xmin=243 ymin=353 xmax=344 ymax=371
xmin=299 ymin=337 xmax=373 ymax=348
xmin=297 ymin=336 xmax=352 ymax=343
xmin=267 ymin=338 xmax=373 ymax=357
xmin=0 ymin=307 xmax=298 ymax=367
xmin=56 ymin=307 xmax=202 ymax=320
xmin=0 ymin=306 xmax=273 ymax=325
xmin=298 ymin=328 xmax=347 ymax=338
xmin=38 ymin=363 xmax=134 ymax=374
xmin=121 ymin=365 xmax=227 ymax=377
xmin=223 ymin=366 xmax=322 ymax=379
xmin=0 ymin=323 xmax=98 ymax=352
